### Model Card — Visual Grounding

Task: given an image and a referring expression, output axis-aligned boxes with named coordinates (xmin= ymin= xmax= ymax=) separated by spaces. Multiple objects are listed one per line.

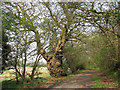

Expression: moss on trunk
xmin=47 ymin=53 xmax=67 ymax=77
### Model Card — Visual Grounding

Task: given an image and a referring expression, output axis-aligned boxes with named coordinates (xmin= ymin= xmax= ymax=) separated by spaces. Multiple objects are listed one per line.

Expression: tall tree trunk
xmin=15 ymin=44 xmax=19 ymax=82
xmin=118 ymin=23 xmax=120 ymax=87
xmin=34 ymin=29 xmax=67 ymax=77
xmin=118 ymin=2 xmax=120 ymax=68
xmin=118 ymin=2 xmax=120 ymax=87
xmin=22 ymin=51 xmax=27 ymax=82
xmin=30 ymin=55 xmax=40 ymax=80
xmin=40 ymin=46 xmax=67 ymax=77
xmin=46 ymin=29 xmax=67 ymax=77
xmin=45 ymin=30 xmax=67 ymax=77
xmin=52 ymin=31 xmax=57 ymax=53
xmin=14 ymin=43 xmax=26 ymax=82
xmin=47 ymin=40 xmax=67 ymax=77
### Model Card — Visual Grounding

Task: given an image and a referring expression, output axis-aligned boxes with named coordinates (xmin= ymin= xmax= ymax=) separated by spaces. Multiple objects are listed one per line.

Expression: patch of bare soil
xmin=50 ymin=70 xmax=97 ymax=88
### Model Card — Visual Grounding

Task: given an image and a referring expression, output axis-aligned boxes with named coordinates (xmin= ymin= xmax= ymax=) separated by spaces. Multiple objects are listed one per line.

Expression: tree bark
xmin=33 ymin=28 xmax=67 ymax=77
xmin=118 ymin=2 xmax=120 ymax=68
xmin=52 ymin=31 xmax=57 ymax=53
xmin=118 ymin=2 xmax=120 ymax=87
xmin=47 ymin=40 xmax=67 ymax=77
xmin=22 ymin=51 xmax=27 ymax=82
xmin=30 ymin=55 xmax=40 ymax=80
xmin=46 ymin=29 xmax=67 ymax=77
xmin=39 ymin=40 xmax=67 ymax=77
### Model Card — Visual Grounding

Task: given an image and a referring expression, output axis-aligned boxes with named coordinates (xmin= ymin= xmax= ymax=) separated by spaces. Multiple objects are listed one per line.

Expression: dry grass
xmin=0 ymin=67 xmax=49 ymax=81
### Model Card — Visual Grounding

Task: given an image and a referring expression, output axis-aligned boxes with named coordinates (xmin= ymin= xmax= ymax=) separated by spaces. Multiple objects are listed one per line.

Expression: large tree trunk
xmin=118 ymin=2 xmax=120 ymax=87
xmin=34 ymin=28 xmax=67 ymax=77
xmin=45 ymin=40 xmax=67 ymax=77
xmin=45 ymin=31 xmax=67 ymax=77
xmin=47 ymin=43 xmax=66 ymax=77
xmin=118 ymin=2 xmax=120 ymax=69
xmin=40 ymin=48 xmax=67 ymax=77
xmin=47 ymin=55 xmax=66 ymax=77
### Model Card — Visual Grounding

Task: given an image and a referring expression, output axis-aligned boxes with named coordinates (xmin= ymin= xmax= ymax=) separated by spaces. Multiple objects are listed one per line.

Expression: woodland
xmin=1 ymin=1 xmax=120 ymax=88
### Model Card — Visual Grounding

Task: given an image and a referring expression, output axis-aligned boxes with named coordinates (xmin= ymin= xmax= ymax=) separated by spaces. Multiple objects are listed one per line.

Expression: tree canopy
xmin=1 ymin=1 xmax=120 ymax=79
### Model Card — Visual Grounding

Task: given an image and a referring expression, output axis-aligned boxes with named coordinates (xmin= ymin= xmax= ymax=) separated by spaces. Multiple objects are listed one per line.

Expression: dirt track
xmin=50 ymin=70 xmax=97 ymax=88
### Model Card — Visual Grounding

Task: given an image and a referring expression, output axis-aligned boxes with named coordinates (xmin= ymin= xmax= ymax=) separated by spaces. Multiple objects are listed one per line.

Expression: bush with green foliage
xmin=2 ymin=30 xmax=11 ymax=71
xmin=63 ymin=42 xmax=87 ymax=73
xmin=94 ymin=39 xmax=118 ymax=80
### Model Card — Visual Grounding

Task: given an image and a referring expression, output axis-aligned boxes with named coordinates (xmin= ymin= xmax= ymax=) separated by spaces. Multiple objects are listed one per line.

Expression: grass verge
xmin=2 ymin=73 xmax=74 ymax=89
xmin=92 ymin=76 xmax=107 ymax=88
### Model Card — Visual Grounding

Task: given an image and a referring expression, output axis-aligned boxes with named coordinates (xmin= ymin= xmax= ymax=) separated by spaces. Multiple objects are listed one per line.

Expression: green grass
xmin=2 ymin=76 xmax=48 ymax=89
xmin=1 ymin=72 xmax=10 ymax=75
xmin=108 ymin=71 xmax=119 ymax=81
xmin=94 ymin=81 xmax=106 ymax=88
xmin=2 ymin=69 xmax=101 ymax=89
xmin=92 ymin=76 xmax=106 ymax=88
xmin=92 ymin=76 xmax=101 ymax=81
xmin=2 ymin=79 xmax=24 ymax=88
xmin=67 ymin=69 xmax=93 ymax=75
xmin=1 ymin=78 xmax=11 ymax=82
xmin=68 ymin=72 xmax=79 ymax=75
xmin=64 ymin=76 xmax=72 ymax=79
xmin=1 ymin=67 xmax=50 ymax=89
xmin=1 ymin=69 xmax=50 ymax=89
xmin=88 ymin=67 xmax=99 ymax=70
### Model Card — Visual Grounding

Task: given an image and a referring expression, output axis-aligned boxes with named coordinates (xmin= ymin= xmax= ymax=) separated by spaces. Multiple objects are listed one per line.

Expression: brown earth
xmin=50 ymin=70 xmax=96 ymax=88
xmin=49 ymin=70 xmax=118 ymax=88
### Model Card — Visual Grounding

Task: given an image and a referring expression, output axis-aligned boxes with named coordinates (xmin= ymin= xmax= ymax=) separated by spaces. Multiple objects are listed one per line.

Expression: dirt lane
xmin=50 ymin=70 xmax=97 ymax=88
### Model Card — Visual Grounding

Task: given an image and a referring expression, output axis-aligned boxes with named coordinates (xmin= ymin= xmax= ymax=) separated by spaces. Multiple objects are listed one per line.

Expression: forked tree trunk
xmin=47 ymin=40 xmax=67 ymax=77
xmin=34 ymin=29 xmax=67 ymax=77
xmin=30 ymin=55 xmax=40 ymax=80
xmin=41 ymin=40 xmax=67 ymax=77
xmin=40 ymin=50 xmax=67 ymax=77
xmin=46 ymin=30 xmax=67 ymax=76
xmin=45 ymin=31 xmax=67 ymax=77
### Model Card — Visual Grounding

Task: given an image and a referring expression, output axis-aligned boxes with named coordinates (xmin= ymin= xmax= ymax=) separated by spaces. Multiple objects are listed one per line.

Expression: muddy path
xmin=49 ymin=70 xmax=97 ymax=88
